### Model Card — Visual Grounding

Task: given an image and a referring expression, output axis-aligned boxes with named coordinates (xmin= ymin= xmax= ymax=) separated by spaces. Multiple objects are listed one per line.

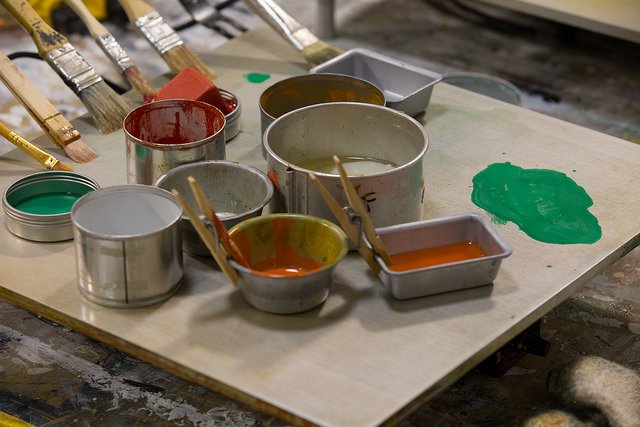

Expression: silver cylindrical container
xmin=154 ymin=160 xmax=274 ymax=257
xmin=71 ymin=185 xmax=183 ymax=308
xmin=259 ymin=74 xmax=385 ymax=157
xmin=264 ymin=102 xmax=429 ymax=228
xmin=2 ymin=171 xmax=99 ymax=242
xmin=221 ymin=89 xmax=241 ymax=141
xmin=124 ymin=99 xmax=226 ymax=185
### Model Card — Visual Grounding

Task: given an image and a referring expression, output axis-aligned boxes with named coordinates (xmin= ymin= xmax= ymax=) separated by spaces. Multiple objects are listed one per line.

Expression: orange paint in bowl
xmin=388 ymin=241 xmax=486 ymax=272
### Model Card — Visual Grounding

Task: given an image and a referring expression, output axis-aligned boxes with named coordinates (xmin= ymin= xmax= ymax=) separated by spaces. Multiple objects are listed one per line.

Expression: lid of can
xmin=2 ymin=171 xmax=100 ymax=242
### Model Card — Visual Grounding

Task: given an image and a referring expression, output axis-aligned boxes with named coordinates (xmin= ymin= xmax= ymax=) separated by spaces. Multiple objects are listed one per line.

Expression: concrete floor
xmin=0 ymin=0 xmax=639 ymax=425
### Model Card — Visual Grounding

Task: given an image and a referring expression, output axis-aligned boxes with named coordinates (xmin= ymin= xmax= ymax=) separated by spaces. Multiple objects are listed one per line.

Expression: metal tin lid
xmin=2 ymin=171 xmax=100 ymax=242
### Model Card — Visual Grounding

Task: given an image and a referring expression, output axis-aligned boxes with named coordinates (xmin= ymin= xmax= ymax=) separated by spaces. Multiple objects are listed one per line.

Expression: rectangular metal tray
xmin=372 ymin=212 xmax=512 ymax=299
xmin=310 ymin=47 xmax=442 ymax=117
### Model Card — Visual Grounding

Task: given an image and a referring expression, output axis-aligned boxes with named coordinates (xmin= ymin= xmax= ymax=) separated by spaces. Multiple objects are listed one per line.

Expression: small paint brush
xmin=0 ymin=121 xmax=73 ymax=171
xmin=63 ymin=0 xmax=156 ymax=102
xmin=0 ymin=50 xmax=97 ymax=163
xmin=0 ymin=0 xmax=132 ymax=134
xmin=117 ymin=0 xmax=217 ymax=80
xmin=243 ymin=0 xmax=343 ymax=67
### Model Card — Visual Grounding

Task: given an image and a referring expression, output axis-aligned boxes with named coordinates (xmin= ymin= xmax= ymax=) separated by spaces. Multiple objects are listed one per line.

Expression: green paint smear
xmin=244 ymin=72 xmax=270 ymax=83
xmin=471 ymin=162 xmax=601 ymax=244
xmin=15 ymin=192 xmax=82 ymax=214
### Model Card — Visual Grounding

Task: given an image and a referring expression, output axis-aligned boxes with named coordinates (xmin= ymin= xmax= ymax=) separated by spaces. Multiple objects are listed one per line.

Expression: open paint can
xmin=124 ymin=99 xmax=226 ymax=185
xmin=71 ymin=185 xmax=183 ymax=308
xmin=2 ymin=171 xmax=99 ymax=242
xmin=265 ymin=102 xmax=428 ymax=228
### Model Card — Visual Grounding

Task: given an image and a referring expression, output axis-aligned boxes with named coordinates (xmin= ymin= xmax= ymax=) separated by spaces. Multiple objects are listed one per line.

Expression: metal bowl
xmin=228 ymin=213 xmax=348 ymax=314
xmin=155 ymin=160 xmax=274 ymax=257
xmin=310 ymin=48 xmax=442 ymax=117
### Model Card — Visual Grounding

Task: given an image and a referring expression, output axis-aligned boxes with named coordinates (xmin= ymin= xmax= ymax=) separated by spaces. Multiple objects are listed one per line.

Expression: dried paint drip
xmin=388 ymin=241 xmax=486 ymax=272
xmin=244 ymin=72 xmax=270 ymax=83
xmin=471 ymin=162 xmax=601 ymax=244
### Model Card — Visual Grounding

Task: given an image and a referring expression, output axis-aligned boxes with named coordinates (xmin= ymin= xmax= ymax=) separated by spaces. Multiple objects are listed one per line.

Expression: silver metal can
xmin=124 ymin=99 xmax=226 ymax=185
xmin=264 ymin=102 xmax=429 ymax=228
xmin=71 ymin=185 xmax=183 ymax=308
xmin=2 ymin=171 xmax=99 ymax=242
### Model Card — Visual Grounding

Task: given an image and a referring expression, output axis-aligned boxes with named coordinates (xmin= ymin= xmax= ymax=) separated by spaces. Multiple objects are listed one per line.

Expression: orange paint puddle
xmin=388 ymin=241 xmax=486 ymax=272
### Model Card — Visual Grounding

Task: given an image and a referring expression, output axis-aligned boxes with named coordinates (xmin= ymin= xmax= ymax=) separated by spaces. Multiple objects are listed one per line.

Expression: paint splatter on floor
xmin=471 ymin=162 xmax=601 ymax=244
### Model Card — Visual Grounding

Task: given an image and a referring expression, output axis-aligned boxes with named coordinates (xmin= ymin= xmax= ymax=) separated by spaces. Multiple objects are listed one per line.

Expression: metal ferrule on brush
xmin=134 ymin=12 xmax=184 ymax=55
xmin=96 ymin=34 xmax=134 ymax=72
xmin=46 ymin=44 xmax=103 ymax=93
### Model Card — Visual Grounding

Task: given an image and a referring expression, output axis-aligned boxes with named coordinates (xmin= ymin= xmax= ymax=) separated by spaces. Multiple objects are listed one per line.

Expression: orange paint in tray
xmin=387 ymin=241 xmax=486 ymax=272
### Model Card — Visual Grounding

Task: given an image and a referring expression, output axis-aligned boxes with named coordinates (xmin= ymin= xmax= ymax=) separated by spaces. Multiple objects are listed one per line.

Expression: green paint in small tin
xmin=14 ymin=192 xmax=85 ymax=215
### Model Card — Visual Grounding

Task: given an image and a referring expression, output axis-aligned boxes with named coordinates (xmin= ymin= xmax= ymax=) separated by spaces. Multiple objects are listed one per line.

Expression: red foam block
xmin=156 ymin=67 xmax=230 ymax=114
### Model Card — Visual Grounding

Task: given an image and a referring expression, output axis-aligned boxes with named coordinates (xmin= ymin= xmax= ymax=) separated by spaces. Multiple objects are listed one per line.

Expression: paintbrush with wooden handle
xmin=63 ymin=0 xmax=156 ymax=102
xmin=0 ymin=0 xmax=131 ymax=133
xmin=117 ymin=0 xmax=217 ymax=80
xmin=0 ymin=50 xmax=97 ymax=163
xmin=243 ymin=0 xmax=343 ymax=67
xmin=0 ymin=121 xmax=72 ymax=171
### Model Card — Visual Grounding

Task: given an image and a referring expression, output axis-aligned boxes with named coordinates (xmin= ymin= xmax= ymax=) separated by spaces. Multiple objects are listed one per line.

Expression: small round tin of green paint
xmin=2 ymin=171 xmax=100 ymax=242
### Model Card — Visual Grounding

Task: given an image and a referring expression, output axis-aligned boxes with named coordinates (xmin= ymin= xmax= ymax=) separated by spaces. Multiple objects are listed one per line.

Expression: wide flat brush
xmin=0 ymin=51 xmax=97 ymax=163
xmin=0 ymin=0 xmax=132 ymax=133
xmin=63 ymin=0 xmax=156 ymax=102
xmin=243 ymin=0 xmax=343 ymax=67
xmin=117 ymin=0 xmax=217 ymax=80
xmin=0 ymin=121 xmax=72 ymax=171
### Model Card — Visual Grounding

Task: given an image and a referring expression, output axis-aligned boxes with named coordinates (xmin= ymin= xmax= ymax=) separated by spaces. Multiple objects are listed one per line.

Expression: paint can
xmin=220 ymin=89 xmax=241 ymax=141
xmin=154 ymin=160 xmax=274 ymax=257
xmin=124 ymin=99 xmax=226 ymax=185
xmin=71 ymin=185 xmax=183 ymax=308
xmin=228 ymin=214 xmax=348 ymax=314
xmin=264 ymin=102 xmax=429 ymax=229
xmin=2 ymin=171 xmax=99 ymax=242
xmin=259 ymin=74 xmax=385 ymax=156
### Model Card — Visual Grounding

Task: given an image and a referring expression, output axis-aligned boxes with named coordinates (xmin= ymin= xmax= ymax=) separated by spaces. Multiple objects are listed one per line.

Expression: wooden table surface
xmin=1 ymin=27 xmax=640 ymax=426
xmin=472 ymin=0 xmax=640 ymax=43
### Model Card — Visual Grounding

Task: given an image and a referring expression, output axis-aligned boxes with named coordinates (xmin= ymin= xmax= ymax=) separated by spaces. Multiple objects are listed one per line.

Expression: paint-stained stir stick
xmin=187 ymin=176 xmax=250 ymax=268
xmin=309 ymin=173 xmax=380 ymax=274
xmin=171 ymin=189 xmax=238 ymax=286
xmin=333 ymin=155 xmax=393 ymax=265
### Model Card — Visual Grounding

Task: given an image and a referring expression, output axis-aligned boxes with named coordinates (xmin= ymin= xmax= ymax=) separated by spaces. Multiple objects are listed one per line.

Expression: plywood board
xmin=1 ymin=27 xmax=640 ymax=426
xmin=473 ymin=0 xmax=640 ymax=43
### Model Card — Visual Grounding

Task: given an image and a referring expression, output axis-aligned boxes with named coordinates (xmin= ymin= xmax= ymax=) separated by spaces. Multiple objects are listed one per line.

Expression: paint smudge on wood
xmin=244 ymin=72 xmax=270 ymax=83
xmin=471 ymin=162 xmax=601 ymax=244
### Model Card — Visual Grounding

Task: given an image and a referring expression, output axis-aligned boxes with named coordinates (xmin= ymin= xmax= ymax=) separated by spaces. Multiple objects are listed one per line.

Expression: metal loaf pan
xmin=310 ymin=48 xmax=442 ymax=117
xmin=372 ymin=212 xmax=512 ymax=299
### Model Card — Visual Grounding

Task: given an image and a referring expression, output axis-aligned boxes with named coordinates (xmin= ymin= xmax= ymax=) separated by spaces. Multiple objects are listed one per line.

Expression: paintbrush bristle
xmin=63 ymin=138 xmax=98 ymax=163
xmin=52 ymin=160 xmax=73 ymax=171
xmin=302 ymin=41 xmax=343 ymax=67
xmin=123 ymin=66 xmax=156 ymax=103
xmin=78 ymin=81 xmax=132 ymax=133
xmin=162 ymin=45 xmax=217 ymax=81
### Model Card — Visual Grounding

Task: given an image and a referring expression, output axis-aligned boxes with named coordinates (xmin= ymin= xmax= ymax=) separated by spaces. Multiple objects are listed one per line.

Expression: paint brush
xmin=117 ymin=0 xmax=217 ymax=80
xmin=0 ymin=121 xmax=73 ymax=171
xmin=187 ymin=175 xmax=250 ymax=268
xmin=0 ymin=0 xmax=132 ymax=133
xmin=333 ymin=155 xmax=393 ymax=265
xmin=0 ymin=51 xmax=97 ymax=163
xmin=63 ymin=0 xmax=156 ymax=102
xmin=243 ymin=0 xmax=343 ymax=67
xmin=171 ymin=188 xmax=239 ymax=285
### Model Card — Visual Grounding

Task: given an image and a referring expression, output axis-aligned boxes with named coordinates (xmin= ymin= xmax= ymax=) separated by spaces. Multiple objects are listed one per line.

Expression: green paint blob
xmin=15 ymin=192 xmax=83 ymax=214
xmin=244 ymin=72 xmax=271 ymax=83
xmin=471 ymin=162 xmax=601 ymax=244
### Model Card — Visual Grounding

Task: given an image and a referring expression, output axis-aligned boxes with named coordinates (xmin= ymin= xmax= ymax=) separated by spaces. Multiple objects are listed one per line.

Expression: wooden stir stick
xmin=309 ymin=173 xmax=380 ymax=274
xmin=187 ymin=176 xmax=251 ymax=268
xmin=333 ymin=155 xmax=394 ymax=266
xmin=171 ymin=189 xmax=238 ymax=286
